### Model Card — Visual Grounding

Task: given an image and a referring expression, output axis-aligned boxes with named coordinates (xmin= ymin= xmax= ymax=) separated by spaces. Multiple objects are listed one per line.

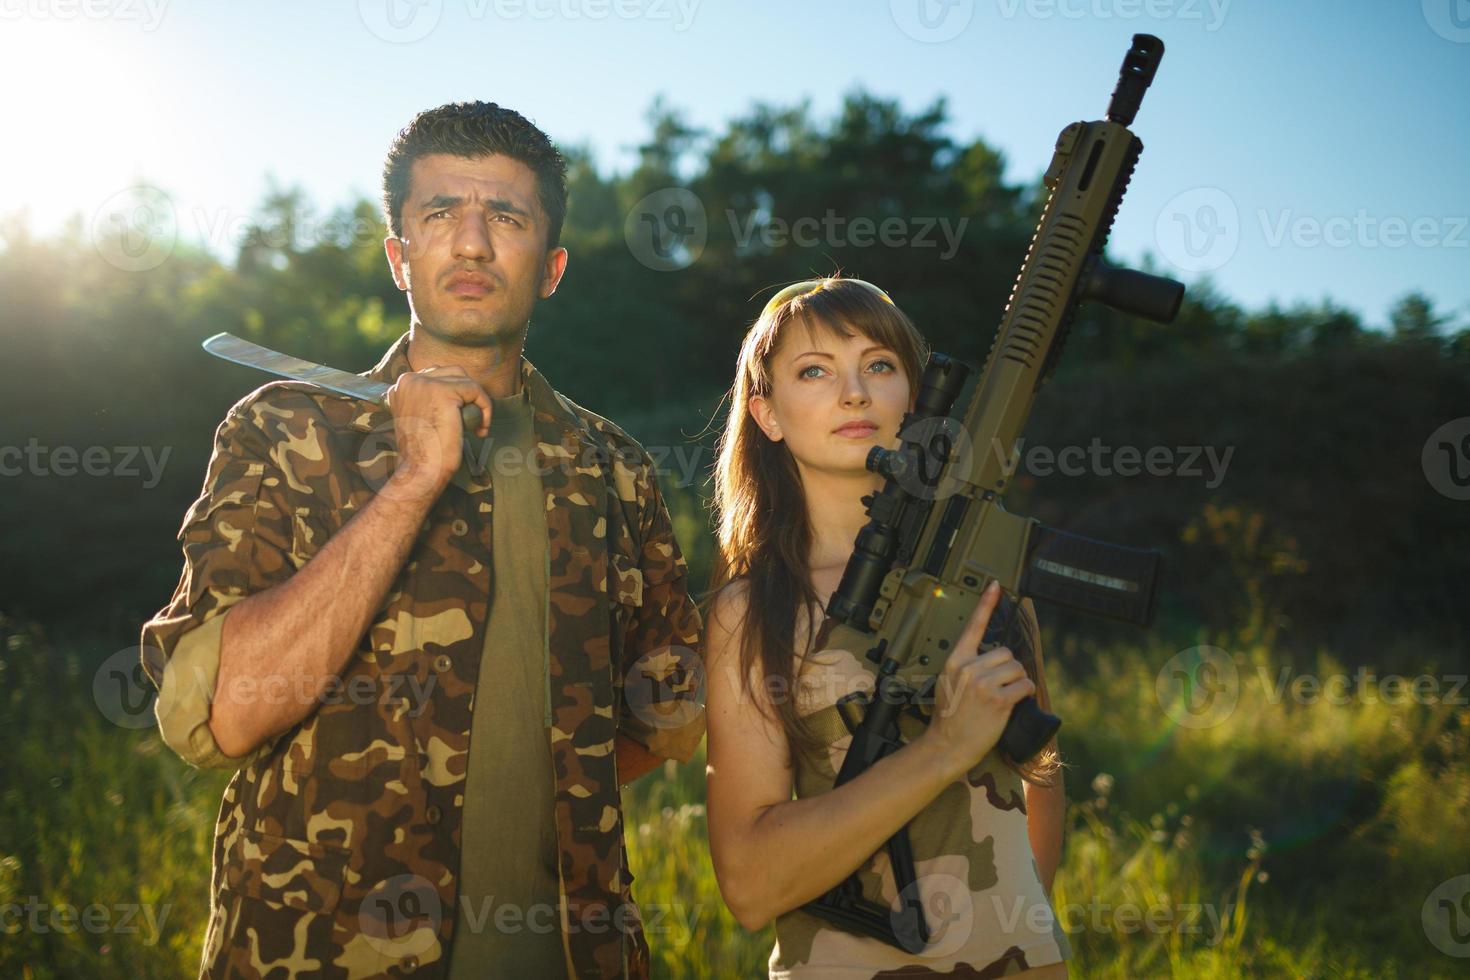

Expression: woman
xmin=703 ymin=276 xmax=1071 ymax=978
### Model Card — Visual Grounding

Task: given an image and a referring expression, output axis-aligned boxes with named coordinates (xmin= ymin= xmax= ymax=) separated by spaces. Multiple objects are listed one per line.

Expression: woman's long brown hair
xmin=704 ymin=276 xmax=1059 ymax=785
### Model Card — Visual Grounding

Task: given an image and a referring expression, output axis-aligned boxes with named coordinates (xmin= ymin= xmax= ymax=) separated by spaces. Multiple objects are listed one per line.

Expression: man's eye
xmin=492 ymin=213 xmax=518 ymax=225
xmin=427 ymin=210 xmax=450 ymax=221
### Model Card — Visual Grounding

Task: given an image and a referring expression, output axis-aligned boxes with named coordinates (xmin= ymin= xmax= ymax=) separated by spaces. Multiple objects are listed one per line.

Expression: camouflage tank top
xmin=768 ymin=611 xmax=1072 ymax=978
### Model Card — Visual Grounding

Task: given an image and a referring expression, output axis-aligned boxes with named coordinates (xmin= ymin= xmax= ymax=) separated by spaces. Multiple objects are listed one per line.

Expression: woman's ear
xmin=748 ymin=395 xmax=782 ymax=443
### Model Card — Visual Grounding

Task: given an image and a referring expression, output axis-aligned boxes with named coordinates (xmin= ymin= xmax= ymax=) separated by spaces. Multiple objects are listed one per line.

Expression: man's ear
xmin=385 ymin=236 xmax=409 ymax=291
xmin=539 ymin=246 xmax=569 ymax=299
xmin=748 ymin=395 xmax=782 ymax=443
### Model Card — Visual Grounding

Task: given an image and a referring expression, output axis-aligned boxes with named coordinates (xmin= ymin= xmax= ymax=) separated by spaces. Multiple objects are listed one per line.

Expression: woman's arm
xmin=704 ymin=580 xmax=1029 ymax=931
xmin=1020 ymin=597 xmax=1065 ymax=896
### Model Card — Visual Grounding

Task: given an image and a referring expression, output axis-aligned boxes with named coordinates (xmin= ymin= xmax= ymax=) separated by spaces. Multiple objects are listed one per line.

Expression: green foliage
xmin=5 ymin=587 xmax=1467 ymax=977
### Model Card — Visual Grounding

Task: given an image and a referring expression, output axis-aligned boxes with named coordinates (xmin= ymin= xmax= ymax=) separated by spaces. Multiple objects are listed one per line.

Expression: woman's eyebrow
xmin=794 ymin=345 xmax=894 ymax=359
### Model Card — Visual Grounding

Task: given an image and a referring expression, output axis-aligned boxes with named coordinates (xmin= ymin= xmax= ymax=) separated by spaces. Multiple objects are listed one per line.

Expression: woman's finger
xmin=955 ymin=580 xmax=1003 ymax=657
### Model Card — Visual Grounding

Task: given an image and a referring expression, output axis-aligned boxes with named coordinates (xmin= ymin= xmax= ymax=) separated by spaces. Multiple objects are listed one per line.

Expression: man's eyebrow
xmin=419 ymin=194 xmax=533 ymax=218
xmin=795 ymin=345 xmax=895 ymax=359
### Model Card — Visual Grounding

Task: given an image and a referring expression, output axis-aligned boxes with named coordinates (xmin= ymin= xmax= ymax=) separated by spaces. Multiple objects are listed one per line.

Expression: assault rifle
xmin=802 ymin=34 xmax=1183 ymax=952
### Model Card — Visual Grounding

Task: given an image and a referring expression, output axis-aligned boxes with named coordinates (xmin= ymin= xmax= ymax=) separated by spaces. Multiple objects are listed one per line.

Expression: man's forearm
xmin=209 ymin=472 xmax=441 ymax=758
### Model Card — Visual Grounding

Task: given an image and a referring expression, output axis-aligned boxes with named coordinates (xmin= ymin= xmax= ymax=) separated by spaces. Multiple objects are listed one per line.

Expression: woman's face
xmin=749 ymin=318 xmax=913 ymax=479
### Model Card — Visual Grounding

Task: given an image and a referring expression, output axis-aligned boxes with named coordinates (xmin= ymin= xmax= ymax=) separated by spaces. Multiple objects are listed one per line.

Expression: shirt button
xmin=425 ymin=804 xmax=442 ymax=825
xmin=403 ymin=954 xmax=419 ymax=971
xmin=451 ymin=518 xmax=468 ymax=536
xmin=434 ymin=653 xmax=452 ymax=673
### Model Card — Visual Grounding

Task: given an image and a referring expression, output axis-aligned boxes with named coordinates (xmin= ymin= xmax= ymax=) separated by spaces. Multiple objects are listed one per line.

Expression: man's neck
xmin=405 ymin=325 xmax=526 ymax=398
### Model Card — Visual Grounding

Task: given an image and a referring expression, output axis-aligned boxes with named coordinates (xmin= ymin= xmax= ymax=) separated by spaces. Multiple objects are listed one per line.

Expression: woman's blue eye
xmin=868 ymin=359 xmax=896 ymax=373
xmin=799 ymin=365 xmax=824 ymax=380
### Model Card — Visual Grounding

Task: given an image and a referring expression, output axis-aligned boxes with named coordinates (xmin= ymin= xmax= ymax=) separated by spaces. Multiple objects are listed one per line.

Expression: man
xmin=140 ymin=101 xmax=705 ymax=979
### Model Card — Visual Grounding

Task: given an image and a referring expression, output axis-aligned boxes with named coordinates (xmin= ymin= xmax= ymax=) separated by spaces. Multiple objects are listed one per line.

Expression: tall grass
xmin=3 ymin=511 xmax=1467 ymax=980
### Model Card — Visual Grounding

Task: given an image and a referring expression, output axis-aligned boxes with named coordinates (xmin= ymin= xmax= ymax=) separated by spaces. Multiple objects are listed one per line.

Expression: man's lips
xmin=445 ymin=275 xmax=495 ymax=296
xmin=833 ymin=422 xmax=879 ymax=437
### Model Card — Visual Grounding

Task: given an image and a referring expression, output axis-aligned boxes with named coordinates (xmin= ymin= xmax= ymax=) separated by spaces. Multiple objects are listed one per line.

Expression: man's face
xmin=385 ymin=152 xmax=567 ymax=347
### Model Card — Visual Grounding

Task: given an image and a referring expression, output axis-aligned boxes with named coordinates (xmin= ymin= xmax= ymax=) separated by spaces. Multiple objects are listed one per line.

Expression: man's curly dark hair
xmin=381 ymin=101 xmax=568 ymax=250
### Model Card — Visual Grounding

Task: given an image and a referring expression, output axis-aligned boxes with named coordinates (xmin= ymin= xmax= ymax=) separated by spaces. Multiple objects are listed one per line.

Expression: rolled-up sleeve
xmin=140 ymin=399 xmax=298 ymax=770
xmin=615 ymin=454 xmax=706 ymax=764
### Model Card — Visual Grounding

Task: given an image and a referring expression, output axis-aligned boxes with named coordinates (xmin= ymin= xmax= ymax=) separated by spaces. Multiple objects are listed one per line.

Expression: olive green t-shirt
xmin=447 ymin=387 xmax=568 ymax=978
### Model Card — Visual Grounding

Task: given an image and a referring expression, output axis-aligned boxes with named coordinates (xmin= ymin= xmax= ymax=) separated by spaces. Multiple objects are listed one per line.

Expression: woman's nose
xmin=842 ymin=377 xmax=871 ymax=407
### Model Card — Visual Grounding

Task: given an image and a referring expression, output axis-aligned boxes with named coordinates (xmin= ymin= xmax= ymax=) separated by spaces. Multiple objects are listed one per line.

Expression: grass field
xmin=3 ymin=574 xmax=1467 ymax=978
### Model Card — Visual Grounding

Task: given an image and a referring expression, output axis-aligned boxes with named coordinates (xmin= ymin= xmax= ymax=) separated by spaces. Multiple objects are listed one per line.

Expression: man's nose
xmin=452 ymin=213 xmax=494 ymax=261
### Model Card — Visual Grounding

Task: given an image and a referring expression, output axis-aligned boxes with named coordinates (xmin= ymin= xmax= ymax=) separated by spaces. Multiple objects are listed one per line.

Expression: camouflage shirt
xmin=768 ymin=614 xmax=1071 ymax=978
xmin=140 ymin=332 xmax=706 ymax=979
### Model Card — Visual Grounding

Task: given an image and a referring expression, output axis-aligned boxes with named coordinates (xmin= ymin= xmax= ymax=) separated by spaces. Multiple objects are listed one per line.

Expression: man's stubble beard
xmin=410 ymin=284 xmax=535 ymax=352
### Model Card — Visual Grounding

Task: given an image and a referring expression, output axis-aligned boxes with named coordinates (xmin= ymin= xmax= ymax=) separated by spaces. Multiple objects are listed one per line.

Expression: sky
xmin=2 ymin=0 xmax=1467 ymax=330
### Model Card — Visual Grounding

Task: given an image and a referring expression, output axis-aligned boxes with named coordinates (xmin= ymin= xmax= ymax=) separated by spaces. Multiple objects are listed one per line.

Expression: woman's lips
xmin=833 ymin=423 xmax=879 ymax=438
